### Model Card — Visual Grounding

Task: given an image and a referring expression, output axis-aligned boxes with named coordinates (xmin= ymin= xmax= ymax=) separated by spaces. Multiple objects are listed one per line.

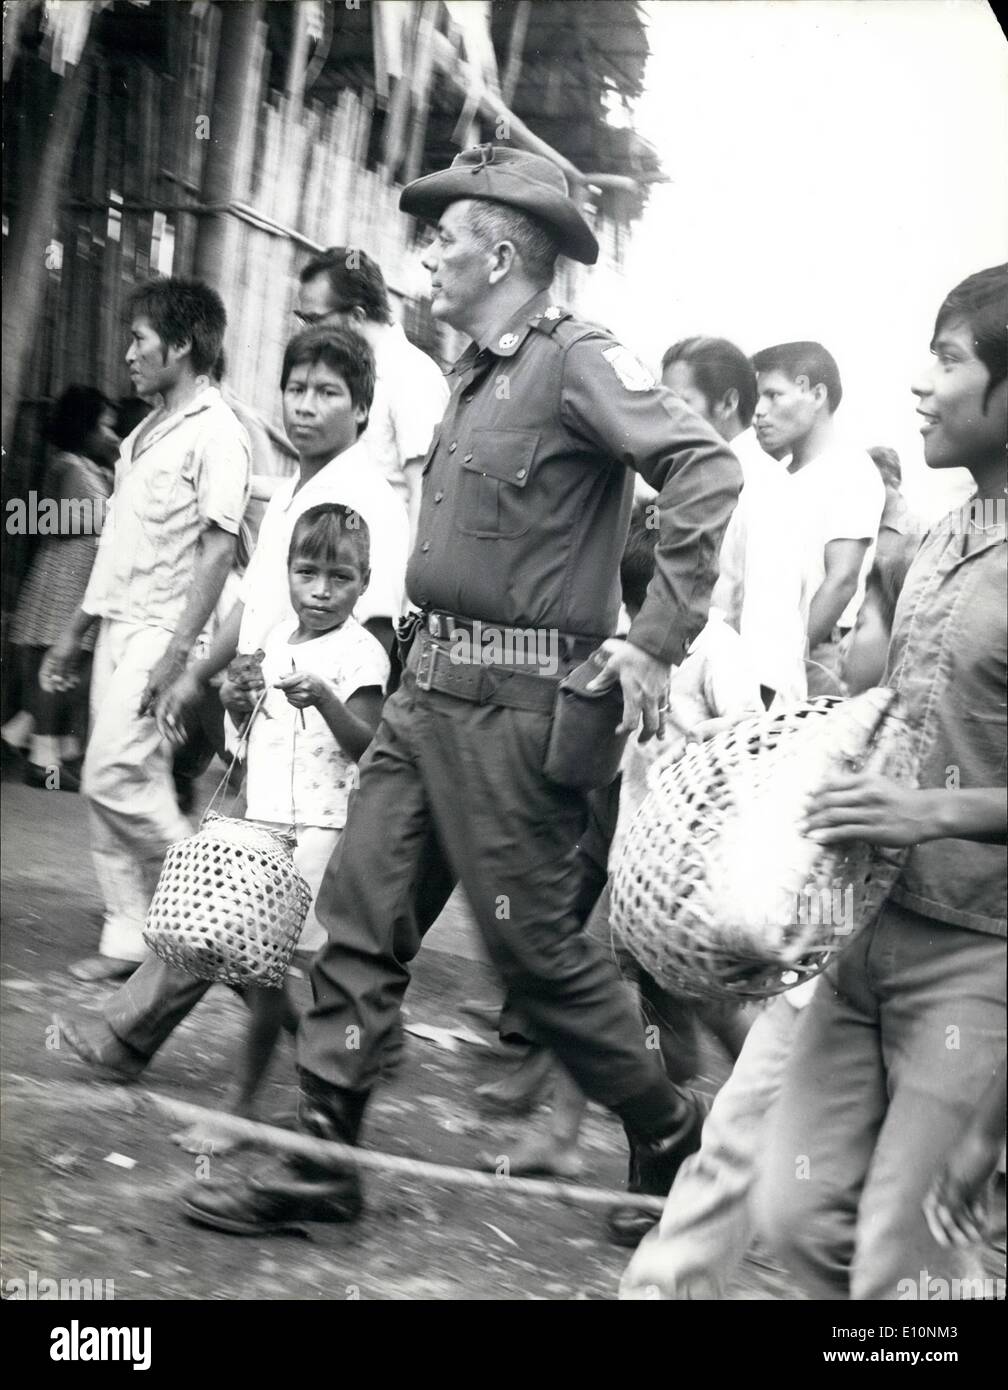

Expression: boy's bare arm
xmin=802 ymin=775 xmax=1007 ymax=847
xmin=274 ymin=674 xmax=382 ymax=763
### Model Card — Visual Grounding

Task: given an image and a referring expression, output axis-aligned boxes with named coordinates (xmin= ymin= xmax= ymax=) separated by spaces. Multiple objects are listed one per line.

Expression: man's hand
xmin=152 ymin=667 xmax=205 ymax=745
xmin=586 ymin=638 xmax=672 ymax=742
xmin=274 ymin=670 xmax=330 ymax=710
xmin=39 ymin=635 xmax=83 ymax=694
xmin=923 ymin=1130 xmax=1000 ymax=1248
xmin=140 ymin=646 xmax=190 ymax=722
xmin=219 ymin=675 xmax=257 ymax=720
xmin=799 ymin=772 xmax=937 ymax=847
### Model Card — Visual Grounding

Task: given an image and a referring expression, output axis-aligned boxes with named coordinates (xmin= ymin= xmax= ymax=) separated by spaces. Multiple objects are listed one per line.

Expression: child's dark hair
xmin=280 ymin=326 xmax=376 ymax=435
xmin=288 ymin=503 xmax=370 ymax=573
xmin=933 ymin=264 xmax=1008 ymax=410
xmin=46 ymin=385 xmax=111 ymax=453
xmin=114 ymin=394 xmax=152 ymax=440
xmin=620 ymin=500 xmax=659 ymax=613
xmin=863 ymin=537 xmax=917 ymax=631
xmin=126 ymin=277 xmax=227 ymax=375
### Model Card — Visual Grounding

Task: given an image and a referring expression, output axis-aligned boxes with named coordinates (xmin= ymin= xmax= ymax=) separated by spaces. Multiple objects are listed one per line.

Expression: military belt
xmin=406 ymin=629 xmax=559 ymax=713
xmin=425 ymin=610 xmax=602 ymax=665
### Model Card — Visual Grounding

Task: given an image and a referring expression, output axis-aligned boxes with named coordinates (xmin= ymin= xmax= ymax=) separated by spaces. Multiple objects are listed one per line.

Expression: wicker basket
xmin=143 ymin=811 xmax=312 ymax=989
xmin=610 ymin=688 xmax=917 ymax=1002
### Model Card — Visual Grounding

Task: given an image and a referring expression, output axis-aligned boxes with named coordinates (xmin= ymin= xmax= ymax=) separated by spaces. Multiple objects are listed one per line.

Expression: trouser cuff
xmin=615 ymin=1076 xmax=693 ymax=1140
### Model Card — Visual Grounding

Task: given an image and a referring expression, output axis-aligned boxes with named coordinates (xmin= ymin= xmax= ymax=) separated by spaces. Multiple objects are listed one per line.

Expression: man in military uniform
xmin=183 ymin=145 xmax=743 ymax=1242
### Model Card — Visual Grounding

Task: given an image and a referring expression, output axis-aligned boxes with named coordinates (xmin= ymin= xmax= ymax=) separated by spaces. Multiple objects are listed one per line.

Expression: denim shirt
xmin=886 ymin=507 xmax=1007 ymax=935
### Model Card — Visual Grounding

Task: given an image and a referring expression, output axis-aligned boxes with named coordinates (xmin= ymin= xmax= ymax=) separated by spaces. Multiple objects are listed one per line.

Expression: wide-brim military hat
xmin=400 ymin=144 xmax=599 ymax=266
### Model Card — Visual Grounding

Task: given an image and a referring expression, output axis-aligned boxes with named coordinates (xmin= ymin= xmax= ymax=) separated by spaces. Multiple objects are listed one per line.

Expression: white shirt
xmin=245 ymin=615 xmax=389 ymax=829
xmin=238 ymin=439 xmax=409 ymax=652
xmin=712 ymin=428 xmax=808 ymax=702
xmin=83 ymin=386 xmax=250 ymax=632
xmin=786 ymin=443 xmax=885 ymax=632
xmin=365 ymin=322 xmax=449 ymax=507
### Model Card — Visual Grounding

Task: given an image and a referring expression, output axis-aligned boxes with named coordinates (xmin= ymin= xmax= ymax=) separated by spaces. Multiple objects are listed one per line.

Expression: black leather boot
xmin=181 ymin=1083 xmax=368 ymax=1236
xmin=607 ymin=1091 xmax=706 ymax=1248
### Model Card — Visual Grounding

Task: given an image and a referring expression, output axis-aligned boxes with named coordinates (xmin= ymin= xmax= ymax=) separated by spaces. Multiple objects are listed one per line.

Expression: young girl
xmin=2 ymin=387 xmax=118 ymax=790
xmin=173 ymin=502 xmax=387 ymax=1152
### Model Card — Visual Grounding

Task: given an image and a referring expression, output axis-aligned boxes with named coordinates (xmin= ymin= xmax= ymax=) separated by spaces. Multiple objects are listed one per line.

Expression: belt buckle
xmin=415 ymin=639 xmax=438 ymax=691
xmin=428 ymin=613 xmax=443 ymax=639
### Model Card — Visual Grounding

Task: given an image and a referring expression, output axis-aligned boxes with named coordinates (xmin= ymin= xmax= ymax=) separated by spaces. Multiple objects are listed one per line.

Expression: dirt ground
xmin=2 ymin=765 xmax=995 ymax=1303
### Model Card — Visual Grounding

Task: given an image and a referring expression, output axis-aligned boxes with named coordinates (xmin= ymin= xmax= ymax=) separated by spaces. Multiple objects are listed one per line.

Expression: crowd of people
xmin=4 ymin=140 xmax=1004 ymax=1301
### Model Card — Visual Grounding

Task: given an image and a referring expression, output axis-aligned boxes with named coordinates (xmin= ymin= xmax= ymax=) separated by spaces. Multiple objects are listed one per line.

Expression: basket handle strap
xmin=201 ymin=684 xmax=271 ymax=826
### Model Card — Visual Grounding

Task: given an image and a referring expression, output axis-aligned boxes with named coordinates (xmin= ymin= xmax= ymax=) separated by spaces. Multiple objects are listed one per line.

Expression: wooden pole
xmin=147 ymin=1093 xmax=666 ymax=1215
xmin=191 ymin=0 xmax=266 ymax=294
xmin=501 ymin=0 xmax=531 ymax=107
xmin=1 ymin=44 xmax=94 ymax=458
xmin=283 ymin=0 xmax=311 ymax=128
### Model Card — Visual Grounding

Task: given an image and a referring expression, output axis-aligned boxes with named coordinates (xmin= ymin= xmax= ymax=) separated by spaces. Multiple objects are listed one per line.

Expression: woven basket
xmin=610 ymin=688 xmax=917 ymax=1002
xmin=143 ymin=812 xmax=312 ymax=989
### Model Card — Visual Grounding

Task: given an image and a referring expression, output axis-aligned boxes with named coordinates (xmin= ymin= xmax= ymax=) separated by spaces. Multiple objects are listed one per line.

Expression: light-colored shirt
xmin=786 ymin=442 xmax=885 ymax=632
xmin=237 ymin=439 xmax=409 ymax=653
xmin=712 ymin=428 xmax=807 ymax=701
xmin=366 ymin=321 xmax=449 ymax=508
xmin=245 ymin=615 xmax=389 ymax=830
xmin=82 ymin=385 xmax=251 ymax=632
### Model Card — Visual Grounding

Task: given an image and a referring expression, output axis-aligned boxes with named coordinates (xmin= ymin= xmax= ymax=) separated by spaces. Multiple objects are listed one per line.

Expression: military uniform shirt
xmin=406 ymin=290 xmax=743 ymax=665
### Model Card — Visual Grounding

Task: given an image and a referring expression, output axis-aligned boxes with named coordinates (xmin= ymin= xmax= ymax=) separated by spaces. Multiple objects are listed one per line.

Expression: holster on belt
xmin=543 ymin=657 xmax=629 ymax=790
xmin=396 ymin=609 xmax=426 ymax=671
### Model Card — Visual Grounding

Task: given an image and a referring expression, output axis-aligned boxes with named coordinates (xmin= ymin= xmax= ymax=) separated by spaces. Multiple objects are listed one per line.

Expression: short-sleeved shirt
xmin=712 ymin=428 xmax=807 ymax=700
xmin=237 ymin=440 xmax=409 ymax=653
xmin=245 ymin=615 xmax=389 ymax=829
xmin=786 ymin=444 xmax=885 ymax=631
xmin=407 ymin=290 xmax=742 ymax=665
xmin=82 ymin=385 xmax=251 ymax=632
xmin=885 ymin=507 xmax=1006 ymax=936
xmin=366 ymin=322 xmax=450 ymax=506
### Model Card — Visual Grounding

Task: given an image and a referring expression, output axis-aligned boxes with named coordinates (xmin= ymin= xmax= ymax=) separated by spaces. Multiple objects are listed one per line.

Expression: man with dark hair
xmin=662 ymin=337 xmax=806 ymax=702
xmin=295 ymin=247 xmax=448 ymax=538
xmin=751 ymin=340 xmax=884 ymax=695
xmin=181 ymin=143 xmax=742 ymax=1241
xmin=57 ymin=325 xmax=408 ymax=1081
xmin=40 ymin=277 xmax=251 ymax=979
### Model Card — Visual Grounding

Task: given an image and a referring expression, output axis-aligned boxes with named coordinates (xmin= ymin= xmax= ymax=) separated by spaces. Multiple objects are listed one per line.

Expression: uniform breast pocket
xmin=457 ymin=429 xmax=538 ymax=539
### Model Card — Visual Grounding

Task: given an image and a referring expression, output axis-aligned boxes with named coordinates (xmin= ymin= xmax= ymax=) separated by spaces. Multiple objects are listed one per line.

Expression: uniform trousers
xmin=82 ymin=620 xmax=191 ymax=961
xmin=298 ymin=669 xmax=680 ymax=1131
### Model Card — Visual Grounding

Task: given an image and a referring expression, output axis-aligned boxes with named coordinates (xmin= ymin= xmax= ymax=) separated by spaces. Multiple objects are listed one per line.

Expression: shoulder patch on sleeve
xmin=601 ymin=345 xmax=656 ymax=392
